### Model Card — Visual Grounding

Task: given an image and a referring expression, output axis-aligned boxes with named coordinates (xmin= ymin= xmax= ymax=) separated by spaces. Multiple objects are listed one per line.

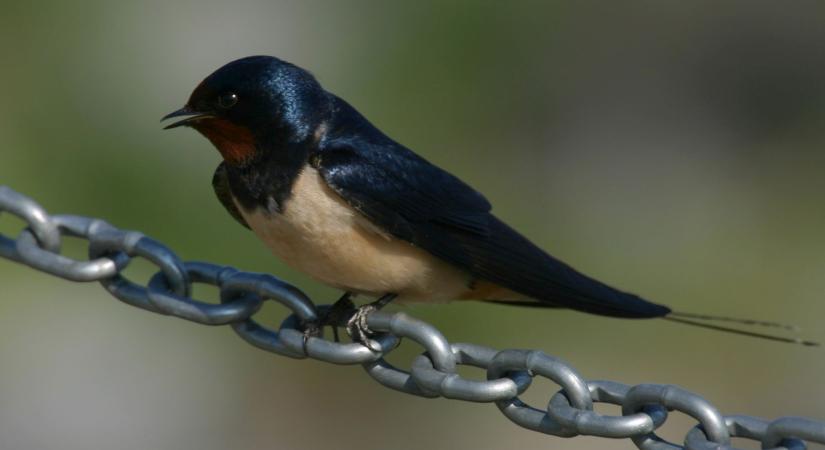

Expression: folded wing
xmin=314 ymin=101 xmax=669 ymax=318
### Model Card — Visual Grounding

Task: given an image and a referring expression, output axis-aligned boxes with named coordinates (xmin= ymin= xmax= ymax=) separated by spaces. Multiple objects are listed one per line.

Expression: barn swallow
xmin=163 ymin=55 xmax=815 ymax=347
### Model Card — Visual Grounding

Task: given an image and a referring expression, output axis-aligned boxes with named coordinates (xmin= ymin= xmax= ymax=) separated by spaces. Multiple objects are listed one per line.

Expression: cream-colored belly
xmin=236 ymin=167 xmax=472 ymax=302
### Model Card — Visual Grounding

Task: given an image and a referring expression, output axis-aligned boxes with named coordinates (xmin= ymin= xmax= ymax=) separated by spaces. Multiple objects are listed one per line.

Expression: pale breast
xmin=236 ymin=166 xmax=472 ymax=302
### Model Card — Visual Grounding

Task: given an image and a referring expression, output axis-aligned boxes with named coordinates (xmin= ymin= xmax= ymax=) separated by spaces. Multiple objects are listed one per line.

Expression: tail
xmin=665 ymin=311 xmax=820 ymax=347
xmin=461 ymin=218 xmax=816 ymax=345
xmin=487 ymin=302 xmax=819 ymax=347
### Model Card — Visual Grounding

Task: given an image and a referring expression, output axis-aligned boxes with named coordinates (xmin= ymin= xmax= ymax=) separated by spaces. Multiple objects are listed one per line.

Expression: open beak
xmin=161 ymin=105 xmax=215 ymax=129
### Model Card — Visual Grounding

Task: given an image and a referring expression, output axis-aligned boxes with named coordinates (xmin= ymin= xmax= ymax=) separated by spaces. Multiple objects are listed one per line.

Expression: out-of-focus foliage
xmin=1 ymin=2 xmax=824 ymax=450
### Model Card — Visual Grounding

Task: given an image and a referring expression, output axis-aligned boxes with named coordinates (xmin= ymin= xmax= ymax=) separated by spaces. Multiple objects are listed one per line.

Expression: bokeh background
xmin=2 ymin=1 xmax=825 ymax=449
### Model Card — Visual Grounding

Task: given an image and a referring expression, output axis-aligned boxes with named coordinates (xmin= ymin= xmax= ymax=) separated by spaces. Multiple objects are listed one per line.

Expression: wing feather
xmin=313 ymin=128 xmax=669 ymax=318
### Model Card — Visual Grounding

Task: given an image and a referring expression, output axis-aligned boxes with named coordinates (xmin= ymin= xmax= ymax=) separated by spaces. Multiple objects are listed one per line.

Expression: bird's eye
xmin=218 ymin=92 xmax=238 ymax=109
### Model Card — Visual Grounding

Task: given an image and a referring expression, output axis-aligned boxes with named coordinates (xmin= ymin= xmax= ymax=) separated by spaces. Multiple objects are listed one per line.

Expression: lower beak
xmin=161 ymin=106 xmax=214 ymax=129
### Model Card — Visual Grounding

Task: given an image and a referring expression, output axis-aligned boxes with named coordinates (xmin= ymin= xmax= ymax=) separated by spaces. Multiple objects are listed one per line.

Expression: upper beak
xmin=161 ymin=105 xmax=214 ymax=129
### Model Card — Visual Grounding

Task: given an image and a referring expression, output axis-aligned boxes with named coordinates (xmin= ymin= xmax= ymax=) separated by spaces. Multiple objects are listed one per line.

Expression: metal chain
xmin=1 ymin=184 xmax=823 ymax=450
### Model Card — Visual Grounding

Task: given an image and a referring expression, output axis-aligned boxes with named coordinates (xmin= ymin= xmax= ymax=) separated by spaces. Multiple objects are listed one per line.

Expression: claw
xmin=302 ymin=320 xmax=322 ymax=355
xmin=346 ymin=304 xmax=382 ymax=352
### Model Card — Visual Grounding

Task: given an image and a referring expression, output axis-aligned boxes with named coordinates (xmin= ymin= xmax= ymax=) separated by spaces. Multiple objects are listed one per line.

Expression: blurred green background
xmin=2 ymin=1 xmax=825 ymax=449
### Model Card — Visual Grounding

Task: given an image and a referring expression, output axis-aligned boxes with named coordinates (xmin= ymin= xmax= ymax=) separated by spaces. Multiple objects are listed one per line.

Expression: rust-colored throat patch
xmin=192 ymin=118 xmax=256 ymax=164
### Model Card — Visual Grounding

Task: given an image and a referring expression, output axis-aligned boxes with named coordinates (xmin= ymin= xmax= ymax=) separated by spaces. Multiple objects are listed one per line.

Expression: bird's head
xmin=163 ymin=55 xmax=330 ymax=165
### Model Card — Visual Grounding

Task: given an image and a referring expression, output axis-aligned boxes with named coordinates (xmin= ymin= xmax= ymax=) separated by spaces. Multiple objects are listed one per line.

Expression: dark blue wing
xmin=314 ymin=96 xmax=670 ymax=318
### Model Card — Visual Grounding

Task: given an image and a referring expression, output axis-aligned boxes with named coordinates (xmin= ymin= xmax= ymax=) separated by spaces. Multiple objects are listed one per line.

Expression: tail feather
xmin=443 ymin=217 xmax=671 ymax=319
xmin=669 ymin=311 xmax=800 ymax=332
xmin=487 ymin=301 xmax=819 ymax=347
xmin=664 ymin=316 xmax=819 ymax=347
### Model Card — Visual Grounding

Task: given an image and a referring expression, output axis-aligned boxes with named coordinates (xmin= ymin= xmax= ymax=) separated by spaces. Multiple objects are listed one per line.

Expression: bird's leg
xmin=302 ymin=292 xmax=356 ymax=352
xmin=323 ymin=292 xmax=358 ymax=341
xmin=346 ymin=293 xmax=398 ymax=351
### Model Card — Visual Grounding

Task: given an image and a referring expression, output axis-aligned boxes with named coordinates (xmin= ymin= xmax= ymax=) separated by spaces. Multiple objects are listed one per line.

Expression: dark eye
xmin=218 ymin=92 xmax=238 ymax=109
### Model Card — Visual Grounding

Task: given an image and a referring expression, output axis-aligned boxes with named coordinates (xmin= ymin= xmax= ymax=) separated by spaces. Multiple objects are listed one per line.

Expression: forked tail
xmin=665 ymin=311 xmax=819 ymax=347
xmin=487 ymin=301 xmax=819 ymax=346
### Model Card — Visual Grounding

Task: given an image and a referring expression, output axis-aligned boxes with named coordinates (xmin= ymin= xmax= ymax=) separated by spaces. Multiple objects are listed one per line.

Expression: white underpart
xmin=236 ymin=167 xmax=471 ymax=303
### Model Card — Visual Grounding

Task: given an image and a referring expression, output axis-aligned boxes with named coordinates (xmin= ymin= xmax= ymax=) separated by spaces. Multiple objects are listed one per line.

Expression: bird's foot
xmin=346 ymin=304 xmax=381 ymax=352
xmin=301 ymin=292 xmax=356 ymax=354
xmin=301 ymin=320 xmax=323 ymax=355
xmin=345 ymin=293 xmax=397 ymax=352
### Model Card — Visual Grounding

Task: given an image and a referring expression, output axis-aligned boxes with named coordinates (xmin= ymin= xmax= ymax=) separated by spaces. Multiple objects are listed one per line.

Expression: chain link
xmin=1 ymin=185 xmax=823 ymax=449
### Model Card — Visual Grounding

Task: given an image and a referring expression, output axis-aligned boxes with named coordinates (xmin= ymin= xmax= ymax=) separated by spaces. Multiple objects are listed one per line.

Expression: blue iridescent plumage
xmin=173 ymin=55 xmax=671 ymax=320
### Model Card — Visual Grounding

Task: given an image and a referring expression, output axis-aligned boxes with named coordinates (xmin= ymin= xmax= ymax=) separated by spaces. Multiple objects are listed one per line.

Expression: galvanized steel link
xmin=410 ymin=343 xmax=532 ymax=402
xmin=684 ymin=415 xmax=807 ymax=450
xmin=16 ymin=214 xmax=127 ymax=281
xmin=1 ymin=184 xmax=824 ymax=450
xmin=0 ymin=186 xmax=61 ymax=256
xmin=622 ymin=384 xmax=730 ymax=450
xmin=547 ymin=380 xmax=668 ymax=439
xmin=147 ymin=261 xmax=262 ymax=325
xmin=486 ymin=349 xmax=592 ymax=437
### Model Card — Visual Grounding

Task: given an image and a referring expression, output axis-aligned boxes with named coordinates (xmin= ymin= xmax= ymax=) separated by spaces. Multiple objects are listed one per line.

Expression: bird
xmin=162 ymin=55 xmax=814 ymax=347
